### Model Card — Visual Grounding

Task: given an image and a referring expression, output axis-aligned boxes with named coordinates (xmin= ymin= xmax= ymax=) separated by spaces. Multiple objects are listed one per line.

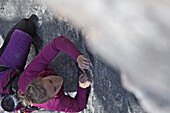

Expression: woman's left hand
xmin=77 ymin=55 xmax=89 ymax=73
xmin=79 ymin=73 xmax=92 ymax=88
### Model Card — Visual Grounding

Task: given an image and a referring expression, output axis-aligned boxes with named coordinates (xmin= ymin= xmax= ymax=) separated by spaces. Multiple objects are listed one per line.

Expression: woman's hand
xmin=77 ymin=55 xmax=89 ymax=73
xmin=79 ymin=73 xmax=92 ymax=88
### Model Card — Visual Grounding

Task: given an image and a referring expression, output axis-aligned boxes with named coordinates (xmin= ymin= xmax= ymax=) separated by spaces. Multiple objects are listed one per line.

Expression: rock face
xmin=0 ymin=0 xmax=146 ymax=113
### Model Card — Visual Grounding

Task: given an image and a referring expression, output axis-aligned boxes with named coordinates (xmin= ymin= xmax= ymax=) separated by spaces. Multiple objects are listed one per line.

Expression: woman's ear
xmin=37 ymin=76 xmax=43 ymax=79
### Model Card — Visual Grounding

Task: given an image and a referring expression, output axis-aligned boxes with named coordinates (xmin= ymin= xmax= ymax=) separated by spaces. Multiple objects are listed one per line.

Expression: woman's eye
xmin=54 ymin=87 xmax=57 ymax=92
xmin=49 ymin=80 xmax=52 ymax=84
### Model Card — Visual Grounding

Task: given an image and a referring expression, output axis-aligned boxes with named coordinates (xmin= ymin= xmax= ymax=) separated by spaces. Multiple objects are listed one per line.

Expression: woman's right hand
xmin=77 ymin=55 xmax=90 ymax=73
xmin=79 ymin=73 xmax=92 ymax=88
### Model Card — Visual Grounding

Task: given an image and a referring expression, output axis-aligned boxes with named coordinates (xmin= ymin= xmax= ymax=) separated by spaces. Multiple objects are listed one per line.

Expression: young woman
xmin=0 ymin=15 xmax=91 ymax=112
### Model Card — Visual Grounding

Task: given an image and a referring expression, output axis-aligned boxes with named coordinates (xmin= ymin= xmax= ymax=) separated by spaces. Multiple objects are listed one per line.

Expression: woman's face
xmin=41 ymin=75 xmax=63 ymax=97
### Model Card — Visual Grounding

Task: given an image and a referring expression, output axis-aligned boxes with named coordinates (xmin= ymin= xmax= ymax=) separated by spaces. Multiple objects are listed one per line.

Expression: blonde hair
xmin=18 ymin=78 xmax=52 ymax=106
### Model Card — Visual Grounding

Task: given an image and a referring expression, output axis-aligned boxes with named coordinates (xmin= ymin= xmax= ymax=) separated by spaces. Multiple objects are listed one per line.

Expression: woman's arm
xmin=49 ymin=74 xmax=91 ymax=112
xmin=26 ymin=36 xmax=82 ymax=75
xmin=50 ymin=86 xmax=87 ymax=112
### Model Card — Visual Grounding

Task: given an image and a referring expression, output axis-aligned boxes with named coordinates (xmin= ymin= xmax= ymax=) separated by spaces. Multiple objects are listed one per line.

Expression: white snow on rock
xmin=0 ymin=35 xmax=4 ymax=48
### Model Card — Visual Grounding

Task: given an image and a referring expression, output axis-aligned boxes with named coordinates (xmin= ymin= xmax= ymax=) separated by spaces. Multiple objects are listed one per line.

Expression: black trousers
xmin=0 ymin=19 xmax=36 ymax=57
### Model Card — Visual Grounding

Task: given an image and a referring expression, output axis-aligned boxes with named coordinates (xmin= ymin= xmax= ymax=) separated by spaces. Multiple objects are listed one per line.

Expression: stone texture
xmin=0 ymin=0 xmax=147 ymax=113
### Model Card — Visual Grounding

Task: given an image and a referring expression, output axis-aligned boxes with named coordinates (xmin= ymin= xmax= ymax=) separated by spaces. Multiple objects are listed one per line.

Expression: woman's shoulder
xmin=38 ymin=70 xmax=56 ymax=78
xmin=33 ymin=96 xmax=60 ymax=111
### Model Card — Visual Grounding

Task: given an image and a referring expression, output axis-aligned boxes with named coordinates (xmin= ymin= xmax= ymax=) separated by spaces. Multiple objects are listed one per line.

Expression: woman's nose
xmin=53 ymin=77 xmax=60 ymax=84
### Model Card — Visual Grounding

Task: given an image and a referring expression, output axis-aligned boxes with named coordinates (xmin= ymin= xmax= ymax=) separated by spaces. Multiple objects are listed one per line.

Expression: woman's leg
xmin=0 ymin=18 xmax=36 ymax=57
xmin=0 ymin=17 xmax=36 ymax=69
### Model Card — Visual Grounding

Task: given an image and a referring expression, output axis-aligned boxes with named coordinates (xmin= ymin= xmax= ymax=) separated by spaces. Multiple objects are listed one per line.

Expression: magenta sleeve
xmin=53 ymin=36 xmax=82 ymax=61
xmin=26 ymin=36 xmax=82 ymax=73
xmin=50 ymin=86 xmax=87 ymax=112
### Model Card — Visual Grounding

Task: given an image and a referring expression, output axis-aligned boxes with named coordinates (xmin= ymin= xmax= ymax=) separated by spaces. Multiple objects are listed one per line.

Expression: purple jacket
xmin=0 ymin=35 xmax=87 ymax=112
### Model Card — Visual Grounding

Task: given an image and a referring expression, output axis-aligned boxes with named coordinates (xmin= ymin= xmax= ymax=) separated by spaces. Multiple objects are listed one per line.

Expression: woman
xmin=0 ymin=15 xmax=91 ymax=112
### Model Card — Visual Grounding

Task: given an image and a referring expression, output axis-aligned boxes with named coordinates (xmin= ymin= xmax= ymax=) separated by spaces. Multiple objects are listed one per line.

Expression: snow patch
xmin=0 ymin=35 xmax=4 ymax=48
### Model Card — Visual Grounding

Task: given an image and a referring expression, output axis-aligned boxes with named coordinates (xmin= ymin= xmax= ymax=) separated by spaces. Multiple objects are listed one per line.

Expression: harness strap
xmin=21 ymin=105 xmax=41 ymax=112
xmin=2 ymin=70 xmax=22 ymax=92
xmin=0 ymin=65 xmax=10 ymax=72
xmin=0 ymin=65 xmax=23 ymax=93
